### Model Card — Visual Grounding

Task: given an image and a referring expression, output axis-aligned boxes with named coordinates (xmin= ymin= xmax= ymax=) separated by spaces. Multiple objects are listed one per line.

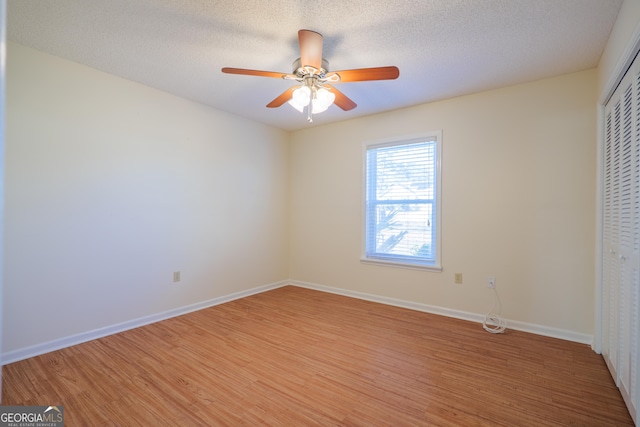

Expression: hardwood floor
xmin=2 ymin=286 xmax=634 ymax=426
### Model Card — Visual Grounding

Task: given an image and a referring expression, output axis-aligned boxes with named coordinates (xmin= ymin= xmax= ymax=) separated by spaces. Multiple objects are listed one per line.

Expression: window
xmin=363 ymin=132 xmax=442 ymax=270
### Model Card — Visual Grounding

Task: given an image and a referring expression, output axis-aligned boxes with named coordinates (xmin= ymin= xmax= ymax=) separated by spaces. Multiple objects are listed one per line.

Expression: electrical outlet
xmin=173 ymin=271 xmax=181 ymax=283
xmin=487 ymin=276 xmax=496 ymax=289
xmin=455 ymin=273 xmax=463 ymax=284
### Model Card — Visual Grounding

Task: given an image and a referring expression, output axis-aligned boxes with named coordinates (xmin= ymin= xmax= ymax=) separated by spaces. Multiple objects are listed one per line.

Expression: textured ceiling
xmin=7 ymin=0 xmax=624 ymax=131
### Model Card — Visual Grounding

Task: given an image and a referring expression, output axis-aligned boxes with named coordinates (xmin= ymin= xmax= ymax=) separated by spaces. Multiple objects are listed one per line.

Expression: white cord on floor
xmin=483 ymin=287 xmax=507 ymax=334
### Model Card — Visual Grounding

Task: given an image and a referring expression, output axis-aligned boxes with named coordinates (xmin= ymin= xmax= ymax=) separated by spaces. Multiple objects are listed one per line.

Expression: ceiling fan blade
xmin=326 ymin=66 xmax=400 ymax=83
xmin=298 ymin=29 xmax=323 ymax=70
xmin=266 ymin=86 xmax=297 ymax=108
xmin=221 ymin=67 xmax=291 ymax=79
xmin=325 ymin=85 xmax=357 ymax=111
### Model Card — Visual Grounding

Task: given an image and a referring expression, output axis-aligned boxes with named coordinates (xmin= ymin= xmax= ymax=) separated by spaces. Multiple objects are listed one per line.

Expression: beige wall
xmin=290 ymin=69 xmax=597 ymax=335
xmin=3 ymin=41 xmax=603 ymax=355
xmin=4 ymin=43 xmax=290 ymax=353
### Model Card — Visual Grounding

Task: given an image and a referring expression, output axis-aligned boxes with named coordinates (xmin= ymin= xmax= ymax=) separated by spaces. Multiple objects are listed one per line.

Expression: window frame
xmin=361 ymin=132 xmax=442 ymax=271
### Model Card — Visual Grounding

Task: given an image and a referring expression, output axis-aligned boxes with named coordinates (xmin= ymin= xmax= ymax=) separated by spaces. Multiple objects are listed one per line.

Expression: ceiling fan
xmin=222 ymin=29 xmax=400 ymax=123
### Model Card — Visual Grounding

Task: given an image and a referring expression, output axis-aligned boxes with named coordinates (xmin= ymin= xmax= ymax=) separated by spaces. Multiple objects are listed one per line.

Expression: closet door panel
xmin=632 ymin=67 xmax=640 ymax=416
xmin=619 ymin=81 xmax=635 ymax=396
xmin=602 ymin=54 xmax=640 ymax=422
xmin=603 ymin=102 xmax=614 ymax=371
xmin=605 ymin=96 xmax=623 ymax=381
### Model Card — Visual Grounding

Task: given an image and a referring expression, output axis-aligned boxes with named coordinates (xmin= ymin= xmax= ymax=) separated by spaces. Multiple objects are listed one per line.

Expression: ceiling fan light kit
xmin=222 ymin=30 xmax=400 ymax=124
xmin=286 ymin=72 xmax=336 ymax=120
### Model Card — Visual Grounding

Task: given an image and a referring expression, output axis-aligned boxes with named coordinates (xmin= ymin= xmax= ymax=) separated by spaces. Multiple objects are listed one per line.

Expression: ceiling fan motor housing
xmin=292 ymin=57 xmax=330 ymax=78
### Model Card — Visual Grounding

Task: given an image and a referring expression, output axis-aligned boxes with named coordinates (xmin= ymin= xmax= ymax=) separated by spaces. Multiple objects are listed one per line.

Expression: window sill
xmin=360 ymin=257 xmax=442 ymax=272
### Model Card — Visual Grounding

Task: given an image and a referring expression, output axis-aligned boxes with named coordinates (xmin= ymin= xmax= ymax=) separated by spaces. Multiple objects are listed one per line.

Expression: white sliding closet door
xmin=603 ymin=52 xmax=640 ymax=424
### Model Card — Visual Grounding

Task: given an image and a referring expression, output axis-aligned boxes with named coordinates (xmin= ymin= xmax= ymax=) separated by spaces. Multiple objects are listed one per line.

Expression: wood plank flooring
xmin=2 ymin=286 xmax=634 ymax=426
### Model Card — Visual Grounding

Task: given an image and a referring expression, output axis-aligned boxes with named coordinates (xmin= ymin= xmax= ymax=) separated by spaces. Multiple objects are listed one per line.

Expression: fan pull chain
xmin=307 ymin=105 xmax=313 ymax=123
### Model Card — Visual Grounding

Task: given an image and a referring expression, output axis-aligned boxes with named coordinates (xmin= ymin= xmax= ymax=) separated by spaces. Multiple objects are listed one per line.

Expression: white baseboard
xmin=3 ymin=278 xmax=593 ymax=365
xmin=289 ymin=280 xmax=594 ymax=346
xmin=2 ymin=281 xmax=288 ymax=365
